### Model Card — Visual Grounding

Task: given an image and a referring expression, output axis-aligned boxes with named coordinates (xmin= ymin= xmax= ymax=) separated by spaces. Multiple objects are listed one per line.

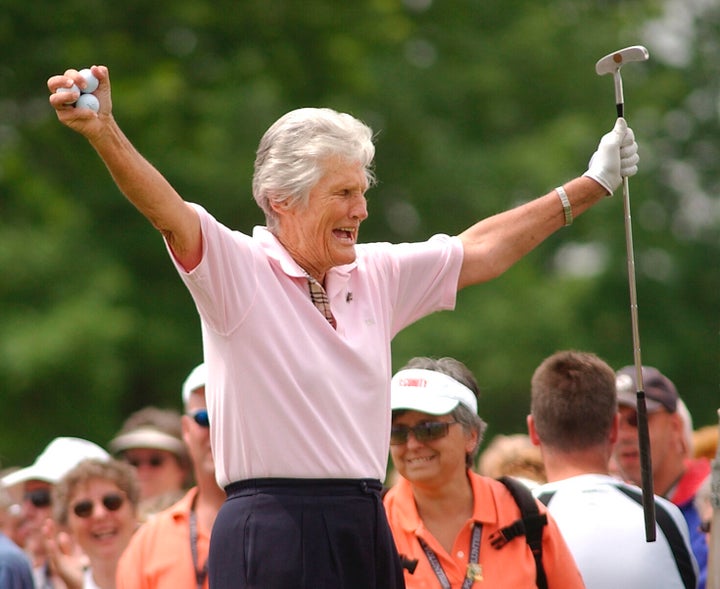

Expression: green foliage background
xmin=1 ymin=0 xmax=718 ymax=467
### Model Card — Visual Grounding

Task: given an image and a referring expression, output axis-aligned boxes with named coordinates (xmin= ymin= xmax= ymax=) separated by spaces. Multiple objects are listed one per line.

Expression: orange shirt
xmin=116 ymin=488 xmax=210 ymax=589
xmin=383 ymin=472 xmax=585 ymax=588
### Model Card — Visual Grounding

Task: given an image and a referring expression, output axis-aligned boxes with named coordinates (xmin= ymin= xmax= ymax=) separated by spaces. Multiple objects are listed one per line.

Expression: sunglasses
xmin=619 ymin=408 xmax=667 ymax=428
xmin=125 ymin=454 xmax=167 ymax=469
xmin=24 ymin=488 xmax=52 ymax=508
xmin=72 ymin=493 xmax=125 ymax=518
xmin=390 ymin=421 xmax=458 ymax=445
xmin=699 ymin=520 xmax=711 ymax=534
xmin=187 ymin=408 xmax=210 ymax=428
xmin=620 ymin=411 xmax=639 ymax=428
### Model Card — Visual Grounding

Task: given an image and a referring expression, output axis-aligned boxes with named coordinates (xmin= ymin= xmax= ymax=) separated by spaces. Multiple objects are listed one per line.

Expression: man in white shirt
xmin=526 ymin=350 xmax=698 ymax=589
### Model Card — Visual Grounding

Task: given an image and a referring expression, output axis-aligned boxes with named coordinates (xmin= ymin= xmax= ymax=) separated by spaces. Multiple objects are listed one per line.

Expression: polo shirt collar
xmin=168 ymin=487 xmax=198 ymax=523
xmin=392 ymin=471 xmax=500 ymax=535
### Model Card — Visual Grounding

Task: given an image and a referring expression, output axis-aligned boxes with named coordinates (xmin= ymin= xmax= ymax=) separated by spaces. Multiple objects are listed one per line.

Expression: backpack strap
xmin=536 ymin=490 xmax=556 ymax=507
xmin=490 ymin=476 xmax=549 ymax=589
xmin=614 ymin=485 xmax=697 ymax=589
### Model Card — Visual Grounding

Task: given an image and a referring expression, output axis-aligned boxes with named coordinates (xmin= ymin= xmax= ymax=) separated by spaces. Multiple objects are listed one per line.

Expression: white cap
xmin=1 ymin=437 xmax=110 ymax=487
xmin=391 ymin=368 xmax=478 ymax=415
xmin=182 ymin=363 xmax=206 ymax=405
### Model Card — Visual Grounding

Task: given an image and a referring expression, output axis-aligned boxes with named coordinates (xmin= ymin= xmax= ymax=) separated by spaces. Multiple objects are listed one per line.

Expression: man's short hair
xmin=531 ymin=350 xmax=617 ymax=450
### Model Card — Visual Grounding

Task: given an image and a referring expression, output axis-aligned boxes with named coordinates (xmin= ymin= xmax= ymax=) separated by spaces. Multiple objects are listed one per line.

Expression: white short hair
xmin=252 ymin=108 xmax=376 ymax=232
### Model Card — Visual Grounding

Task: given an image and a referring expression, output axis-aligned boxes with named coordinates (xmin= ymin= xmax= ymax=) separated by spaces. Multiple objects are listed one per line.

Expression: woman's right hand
xmin=47 ymin=65 xmax=112 ymax=142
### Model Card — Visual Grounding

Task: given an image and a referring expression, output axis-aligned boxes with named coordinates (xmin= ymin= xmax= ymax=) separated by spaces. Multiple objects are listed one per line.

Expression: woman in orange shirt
xmin=383 ymin=356 xmax=585 ymax=589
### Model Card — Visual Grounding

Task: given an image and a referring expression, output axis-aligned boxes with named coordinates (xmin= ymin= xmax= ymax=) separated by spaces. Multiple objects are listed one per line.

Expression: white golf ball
xmin=56 ymin=84 xmax=80 ymax=104
xmin=78 ymin=68 xmax=99 ymax=93
xmin=76 ymin=93 xmax=100 ymax=112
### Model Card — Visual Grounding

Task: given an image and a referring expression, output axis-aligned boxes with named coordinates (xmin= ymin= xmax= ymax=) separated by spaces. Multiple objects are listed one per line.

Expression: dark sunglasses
xmin=24 ymin=488 xmax=52 ymax=508
xmin=187 ymin=408 xmax=210 ymax=428
xmin=126 ymin=455 xmax=167 ymax=469
xmin=72 ymin=493 xmax=125 ymax=518
xmin=620 ymin=409 xmax=666 ymax=428
xmin=699 ymin=520 xmax=711 ymax=534
xmin=390 ymin=421 xmax=458 ymax=445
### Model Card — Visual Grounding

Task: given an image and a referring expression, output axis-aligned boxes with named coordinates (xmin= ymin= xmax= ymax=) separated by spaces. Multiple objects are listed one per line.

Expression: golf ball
xmin=76 ymin=93 xmax=100 ymax=112
xmin=78 ymin=68 xmax=99 ymax=93
xmin=56 ymin=84 xmax=80 ymax=104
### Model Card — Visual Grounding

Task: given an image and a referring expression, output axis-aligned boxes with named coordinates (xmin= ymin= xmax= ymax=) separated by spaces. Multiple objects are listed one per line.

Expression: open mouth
xmin=333 ymin=227 xmax=356 ymax=243
xmin=407 ymin=455 xmax=435 ymax=465
xmin=91 ymin=528 xmax=119 ymax=541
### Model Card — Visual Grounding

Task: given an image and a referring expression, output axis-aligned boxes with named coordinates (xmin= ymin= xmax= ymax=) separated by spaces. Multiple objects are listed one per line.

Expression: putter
xmin=596 ymin=45 xmax=656 ymax=542
xmin=709 ymin=409 xmax=720 ymax=589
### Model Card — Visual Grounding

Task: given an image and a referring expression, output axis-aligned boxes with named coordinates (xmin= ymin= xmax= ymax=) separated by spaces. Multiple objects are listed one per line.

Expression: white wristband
xmin=555 ymin=185 xmax=573 ymax=227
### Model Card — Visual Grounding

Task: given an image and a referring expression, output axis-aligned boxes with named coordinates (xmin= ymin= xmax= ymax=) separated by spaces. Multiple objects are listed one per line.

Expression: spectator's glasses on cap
xmin=24 ymin=488 xmax=52 ymax=508
xmin=72 ymin=493 xmax=124 ymax=518
xmin=390 ymin=421 xmax=458 ymax=445
xmin=187 ymin=409 xmax=210 ymax=428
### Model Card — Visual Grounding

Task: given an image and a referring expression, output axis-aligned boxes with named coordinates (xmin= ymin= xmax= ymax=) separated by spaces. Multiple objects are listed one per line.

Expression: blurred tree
xmin=0 ymin=0 xmax=716 ymax=467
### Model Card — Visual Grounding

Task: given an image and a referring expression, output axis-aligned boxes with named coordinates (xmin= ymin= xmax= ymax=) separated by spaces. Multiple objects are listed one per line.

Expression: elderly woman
xmin=48 ymin=459 xmax=139 ymax=589
xmin=48 ymin=65 xmax=637 ymax=588
xmin=384 ymin=357 xmax=585 ymax=588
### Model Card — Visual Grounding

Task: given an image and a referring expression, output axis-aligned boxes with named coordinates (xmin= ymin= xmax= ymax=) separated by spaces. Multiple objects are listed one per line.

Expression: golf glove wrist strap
xmin=555 ymin=185 xmax=573 ymax=226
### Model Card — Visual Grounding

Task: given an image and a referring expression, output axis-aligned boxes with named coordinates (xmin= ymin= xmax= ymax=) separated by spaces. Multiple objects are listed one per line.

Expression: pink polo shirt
xmin=169 ymin=205 xmax=463 ymax=486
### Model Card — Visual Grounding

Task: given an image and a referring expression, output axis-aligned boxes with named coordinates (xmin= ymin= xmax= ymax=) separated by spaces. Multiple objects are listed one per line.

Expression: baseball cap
xmin=1 ymin=437 xmax=110 ymax=487
xmin=615 ymin=365 xmax=679 ymax=413
xmin=182 ymin=363 xmax=206 ymax=405
xmin=391 ymin=368 xmax=478 ymax=415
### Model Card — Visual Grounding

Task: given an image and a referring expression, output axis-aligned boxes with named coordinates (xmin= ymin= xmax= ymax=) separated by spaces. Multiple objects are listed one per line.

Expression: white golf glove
xmin=583 ymin=117 xmax=639 ymax=194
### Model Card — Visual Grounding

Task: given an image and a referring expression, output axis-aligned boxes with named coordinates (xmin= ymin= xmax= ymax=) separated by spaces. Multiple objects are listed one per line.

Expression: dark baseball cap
xmin=615 ymin=365 xmax=678 ymax=413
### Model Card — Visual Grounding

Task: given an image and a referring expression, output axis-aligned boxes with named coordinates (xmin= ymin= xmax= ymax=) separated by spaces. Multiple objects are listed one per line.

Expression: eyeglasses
xmin=619 ymin=409 xmax=667 ymax=428
xmin=620 ymin=411 xmax=639 ymax=428
xmin=72 ymin=493 xmax=125 ymax=518
xmin=24 ymin=488 xmax=52 ymax=508
xmin=390 ymin=421 xmax=459 ymax=445
xmin=699 ymin=520 xmax=711 ymax=534
xmin=187 ymin=408 xmax=209 ymax=428
xmin=125 ymin=454 xmax=167 ymax=469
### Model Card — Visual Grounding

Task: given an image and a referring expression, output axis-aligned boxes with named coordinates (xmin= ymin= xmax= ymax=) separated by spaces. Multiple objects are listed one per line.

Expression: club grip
xmin=636 ymin=390 xmax=657 ymax=542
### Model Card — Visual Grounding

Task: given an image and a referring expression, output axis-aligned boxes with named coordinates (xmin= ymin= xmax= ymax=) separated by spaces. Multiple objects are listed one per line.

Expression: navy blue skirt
xmin=209 ymin=478 xmax=406 ymax=589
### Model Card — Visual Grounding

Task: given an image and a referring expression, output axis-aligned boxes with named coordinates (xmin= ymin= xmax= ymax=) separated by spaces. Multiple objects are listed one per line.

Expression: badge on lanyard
xmin=466 ymin=562 xmax=483 ymax=582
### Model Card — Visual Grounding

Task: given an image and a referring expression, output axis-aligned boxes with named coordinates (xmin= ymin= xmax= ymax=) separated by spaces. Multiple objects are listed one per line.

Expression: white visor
xmin=391 ymin=368 xmax=478 ymax=415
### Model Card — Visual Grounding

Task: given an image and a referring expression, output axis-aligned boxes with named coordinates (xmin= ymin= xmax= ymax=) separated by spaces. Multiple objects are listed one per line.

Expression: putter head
xmin=596 ymin=45 xmax=649 ymax=76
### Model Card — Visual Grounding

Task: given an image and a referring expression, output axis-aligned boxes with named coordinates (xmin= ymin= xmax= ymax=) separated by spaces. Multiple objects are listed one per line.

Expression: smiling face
xmin=274 ymin=157 xmax=369 ymax=283
xmin=66 ymin=478 xmax=136 ymax=563
xmin=390 ymin=410 xmax=477 ymax=489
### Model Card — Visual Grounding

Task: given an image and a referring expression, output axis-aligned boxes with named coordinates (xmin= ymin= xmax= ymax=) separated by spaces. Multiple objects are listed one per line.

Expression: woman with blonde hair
xmin=46 ymin=458 xmax=140 ymax=589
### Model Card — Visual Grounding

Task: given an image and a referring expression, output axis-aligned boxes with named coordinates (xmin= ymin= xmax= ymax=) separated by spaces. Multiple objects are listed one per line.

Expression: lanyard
xmin=418 ymin=523 xmax=483 ymax=589
xmin=189 ymin=497 xmax=209 ymax=589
